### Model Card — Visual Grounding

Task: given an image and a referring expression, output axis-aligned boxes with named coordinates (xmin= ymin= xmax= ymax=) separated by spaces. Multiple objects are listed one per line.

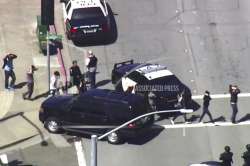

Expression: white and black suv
xmin=60 ymin=0 xmax=110 ymax=41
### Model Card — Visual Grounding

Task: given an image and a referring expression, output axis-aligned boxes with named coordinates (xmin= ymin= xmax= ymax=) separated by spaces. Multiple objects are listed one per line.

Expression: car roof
xmin=135 ymin=64 xmax=173 ymax=80
xmin=70 ymin=0 xmax=102 ymax=8
xmin=116 ymin=62 xmax=174 ymax=80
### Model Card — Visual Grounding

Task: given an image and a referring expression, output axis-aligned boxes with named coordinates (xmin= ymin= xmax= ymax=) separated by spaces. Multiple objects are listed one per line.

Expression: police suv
xmin=111 ymin=60 xmax=192 ymax=111
xmin=60 ymin=0 xmax=110 ymax=41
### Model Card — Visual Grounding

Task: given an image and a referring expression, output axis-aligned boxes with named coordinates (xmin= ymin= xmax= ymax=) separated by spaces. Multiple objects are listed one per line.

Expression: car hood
xmin=41 ymin=95 xmax=74 ymax=110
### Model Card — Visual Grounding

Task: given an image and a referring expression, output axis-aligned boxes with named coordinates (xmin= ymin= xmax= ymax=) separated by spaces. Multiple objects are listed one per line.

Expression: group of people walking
xmin=147 ymin=85 xmax=241 ymax=124
xmin=1 ymin=50 xmax=98 ymax=99
xmin=199 ymin=84 xmax=241 ymax=124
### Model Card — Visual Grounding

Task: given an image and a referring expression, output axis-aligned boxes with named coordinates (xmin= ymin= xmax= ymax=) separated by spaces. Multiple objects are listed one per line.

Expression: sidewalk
xmin=0 ymin=0 xmax=61 ymax=152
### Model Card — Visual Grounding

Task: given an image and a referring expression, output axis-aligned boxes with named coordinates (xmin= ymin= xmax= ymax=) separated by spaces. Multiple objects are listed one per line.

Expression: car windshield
xmin=72 ymin=7 xmax=104 ymax=21
xmin=127 ymin=71 xmax=148 ymax=83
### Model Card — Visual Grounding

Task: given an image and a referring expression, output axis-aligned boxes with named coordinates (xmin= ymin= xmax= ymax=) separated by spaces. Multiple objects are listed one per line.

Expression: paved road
xmin=59 ymin=0 xmax=250 ymax=166
xmin=2 ymin=0 xmax=250 ymax=166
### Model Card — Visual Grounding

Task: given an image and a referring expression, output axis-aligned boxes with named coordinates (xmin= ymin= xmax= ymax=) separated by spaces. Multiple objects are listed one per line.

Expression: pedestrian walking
xmin=199 ymin=90 xmax=214 ymax=123
xmin=2 ymin=53 xmax=17 ymax=90
xmin=22 ymin=65 xmax=38 ymax=100
xmin=50 ymin=71 xmax=61 ymax=96
xmin=85 ymin=50 xmax=98 ymax=88
xmin=219 ymin=146 xmax=233 ymax=166
xmin=242 ymin=144 xmax=250 ymax=166
xmin=70 ymin=60 xmax=82 ymax=92
xmin=229 ymin=84 xmax=240 ymax=123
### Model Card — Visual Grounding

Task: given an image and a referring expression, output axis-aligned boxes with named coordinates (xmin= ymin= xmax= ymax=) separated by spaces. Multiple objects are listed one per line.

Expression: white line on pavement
xmin=161 ymin=120 xmax=250 ymax=129
xmin=192 ymin=93 xmax=250 ymax=100
xmin=74 ymin=138 xmax=87 ymax=166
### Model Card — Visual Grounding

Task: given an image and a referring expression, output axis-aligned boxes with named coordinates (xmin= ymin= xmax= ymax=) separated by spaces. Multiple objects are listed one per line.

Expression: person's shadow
xmin=14 ymin=82 xmax=27 ymax=89
xmin=31 ymin=91 xmax=49 ymax=101
xmin=200 ymin=161 xmax=222 ymax=165
xmin=238 ymin=114 xmax=250 ymax=123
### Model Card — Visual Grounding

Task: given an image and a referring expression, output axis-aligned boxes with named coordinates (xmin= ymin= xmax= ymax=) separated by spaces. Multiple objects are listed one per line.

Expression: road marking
xmin=0 ymin=154 xmax=8 ymax=164
xmin=161 ymin=120 xmax=250 ymax=129
xmin=49 ymin=134 xmax=71 ymax=148
xmin=74 ymin=138 xmax=87 ymax=166
xmin=192 ymin=93 xmax=250 ymax=100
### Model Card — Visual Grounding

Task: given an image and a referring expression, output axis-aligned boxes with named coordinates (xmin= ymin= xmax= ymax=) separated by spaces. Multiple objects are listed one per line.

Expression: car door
xmin=65 ymin=96 xmax=89 ymax=125
xmin=84 ymin=96 xmax=109 ymax=125
xmin=70 ymin=96 xmax=108 ymax=125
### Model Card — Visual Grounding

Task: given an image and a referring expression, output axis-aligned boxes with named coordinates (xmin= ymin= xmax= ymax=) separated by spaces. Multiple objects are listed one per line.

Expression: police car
xmin=60 ymin=0 xmax=110 ymax=41
xmin=111 ymin=60 xmax=192 ymax=111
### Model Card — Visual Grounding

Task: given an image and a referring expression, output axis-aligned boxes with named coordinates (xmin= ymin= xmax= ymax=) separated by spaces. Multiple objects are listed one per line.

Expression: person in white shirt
xmin=50 ymin=71 xmax=62 ymax=96
xmin=85 ymin=50 xmax=98 ymax=88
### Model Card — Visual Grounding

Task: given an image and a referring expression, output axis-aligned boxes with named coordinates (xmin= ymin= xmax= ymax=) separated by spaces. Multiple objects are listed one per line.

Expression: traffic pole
xmin=91 ymin=135 xmax=97 ymax=166
xmin=47 ymin=31 xmax=50 ymax=92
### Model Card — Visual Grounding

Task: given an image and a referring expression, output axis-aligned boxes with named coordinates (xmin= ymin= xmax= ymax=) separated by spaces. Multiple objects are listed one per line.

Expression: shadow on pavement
xmin=126 ymin=125 xmax=164 ymax=145
xmin=0 ymin=112 xmax=48 ymax=150
xmin=95 ymin=79 xmax=111 ymax=88
xmin=238 ymin=113 xmax=250 ymax=123
xmin=14 ymin=82 xmax=27 ymax=89
xmin=8 ymin=160 xmax=33 ymax=166
xmin=72 ymin=3 xmax=118 ymax=47
xmin=201 ymin=161 xmax=222 ymax=165
xmin=187 ymin=114 xmax=200 ymax=122
xmin=64 ymin=125 xmax=163 ymax=145
xmin=20 ymin=113 xmax=48 ymax=146
xmin=31 ymin=91 xmax=49 ymax=101
xmin=214 ymin=116 xmax=226 ymax=122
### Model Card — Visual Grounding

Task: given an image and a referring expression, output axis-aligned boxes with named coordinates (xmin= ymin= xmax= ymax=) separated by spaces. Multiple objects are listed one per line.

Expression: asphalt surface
xmin=1 ymin=0 xmax=250 ymax=166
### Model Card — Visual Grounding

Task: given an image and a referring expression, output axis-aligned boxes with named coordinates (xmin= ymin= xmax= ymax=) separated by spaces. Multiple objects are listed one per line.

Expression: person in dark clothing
xmin=22 ymin=65 xmax=38 ymax=100
xmin=242 ymin=144 xmax=250 ymax=166
xmin=199 ymin=90 xmax=214 ymax=123
xmin=70 ymin=60 xmax=82 ymax=92
xmin=220 ymin=146 xmax=233 ymax=166
xmin=229 ymin=84 xmax=240 ymax=123
xmin=2 ymin=53 xmax=17 ymax=90
xmin=85 ymin=50 xmax=98 ymax=89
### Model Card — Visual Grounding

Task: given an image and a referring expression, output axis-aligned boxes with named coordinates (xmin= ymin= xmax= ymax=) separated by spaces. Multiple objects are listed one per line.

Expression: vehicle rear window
xmin=72 ymin=7 xmax=104 ymax=20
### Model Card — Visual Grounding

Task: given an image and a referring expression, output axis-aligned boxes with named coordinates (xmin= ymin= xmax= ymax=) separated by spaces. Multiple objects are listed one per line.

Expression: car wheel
xmin=45 ymin=117 xmax=61 ymax=133
xmin=107 ymin=132 xmax=122 ymax=144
